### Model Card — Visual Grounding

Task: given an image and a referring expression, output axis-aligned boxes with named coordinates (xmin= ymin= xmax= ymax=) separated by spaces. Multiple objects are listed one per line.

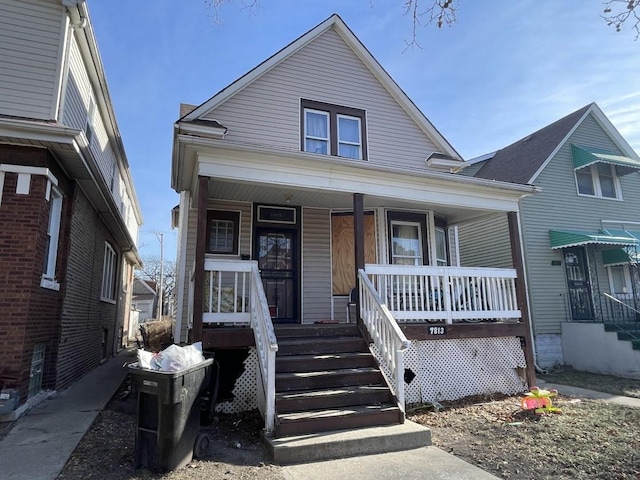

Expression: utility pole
xmin=155 ymin=232 xmax=164 ymax=320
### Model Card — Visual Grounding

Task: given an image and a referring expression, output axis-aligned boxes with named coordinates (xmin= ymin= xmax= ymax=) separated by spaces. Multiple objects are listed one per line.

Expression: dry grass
xmin=539 ymin=366 xmax=640 ymax=399
xmin=139 ymin=318 xmax=174 ymax=352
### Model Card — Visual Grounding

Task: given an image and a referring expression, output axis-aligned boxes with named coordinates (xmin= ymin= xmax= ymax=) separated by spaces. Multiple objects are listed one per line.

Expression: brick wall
xmin=56 ymin=186 xmax=122 ymax=390
xmin=0 ymin=144 xmax=128 ymax=401
xmin=0 ymin=145 xmax=67 ymax=401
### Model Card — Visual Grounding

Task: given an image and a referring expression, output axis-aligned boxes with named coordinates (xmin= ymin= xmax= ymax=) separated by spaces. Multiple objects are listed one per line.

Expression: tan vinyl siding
xmin=203 ymin=28 xmax=439 ymax=170
xmin=457 ymin=213 xmax=513 ymax=268
xmin=302 ymin=207 xmax=332 ymax=323
xmin=521 ymin=113 xmax=640 ymax=335
xmin=0 ymin=0 xmax=63 ymax=119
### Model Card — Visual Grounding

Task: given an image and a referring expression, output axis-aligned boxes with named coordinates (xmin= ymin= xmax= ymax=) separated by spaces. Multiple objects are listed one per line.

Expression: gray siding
xmin=0 ymin=0 xmax=63 ymax=119
xmin=61 ymin=33 xmax=136 ymax=240
xmin=521 ymin=113 xmax=640 ymax=335
xmin=302 ymin=207 xmax=332 ymax=323
xmin=203 ymin=28 xmax=440 ymax=170
xmin=457 ymin=213 xmax=513 ymax=268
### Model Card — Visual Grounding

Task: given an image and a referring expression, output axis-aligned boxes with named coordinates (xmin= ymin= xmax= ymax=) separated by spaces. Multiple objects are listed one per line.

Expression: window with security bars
xmin=28 ymin=343 xmax=46 ymax=398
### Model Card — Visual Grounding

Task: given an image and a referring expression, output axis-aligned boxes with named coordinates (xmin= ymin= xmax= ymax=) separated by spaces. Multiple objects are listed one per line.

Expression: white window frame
xmin=337 ymin=114 xmax=362 ymax=159
xmin=101 ymin=242 xmax=118 ymax=303
xmin=575 ymin=163 xmax=622 ymax=200
xmin=434 ymin=226 xmax=447 ymax=266
xmin=304 ymin=108 xmax=330 ymax=155
xmin=390 ymin=220 xmax=423 ymax=265
xmin=607 ymin=264 xmax=633 ymax=296
xmin=41 ymin=187 xmax=63 ymax=290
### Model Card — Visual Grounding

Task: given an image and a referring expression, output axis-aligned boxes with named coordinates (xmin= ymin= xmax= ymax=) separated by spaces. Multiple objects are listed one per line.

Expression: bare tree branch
xmin=603 ymin=0 xmax=640 ymax=39
xmin=402 ymin=0 xmax=458 ymax=50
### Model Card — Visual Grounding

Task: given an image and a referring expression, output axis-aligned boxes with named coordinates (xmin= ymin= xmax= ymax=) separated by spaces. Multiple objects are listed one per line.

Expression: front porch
xmin=188 ymin=253 xmax=534 ymax=435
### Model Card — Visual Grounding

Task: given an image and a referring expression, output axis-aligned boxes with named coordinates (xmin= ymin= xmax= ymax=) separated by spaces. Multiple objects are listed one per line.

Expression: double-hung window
xmin=301 ymin=99 xmax=366 ymax=160
xmin=390 ymin=221 xmax=423 ymax=265
xmin=576 ymin=163 xmax=621 ymax=199
xmin=101 ymin=242 xmax=117 ymax=302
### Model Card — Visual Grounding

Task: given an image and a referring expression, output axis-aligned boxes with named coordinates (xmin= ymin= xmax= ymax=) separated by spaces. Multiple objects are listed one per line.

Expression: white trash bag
xmin=137 ymin=342 xmax=205 ymax=372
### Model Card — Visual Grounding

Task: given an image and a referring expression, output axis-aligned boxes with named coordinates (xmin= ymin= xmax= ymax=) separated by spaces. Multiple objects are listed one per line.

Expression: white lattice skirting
xmin=215 ymin=348 xmax=258 ymax=414
xmin=397 ymin=337 xmax=528 ymax=404
xmin=216 ymin=338 xmax=528 ymax=414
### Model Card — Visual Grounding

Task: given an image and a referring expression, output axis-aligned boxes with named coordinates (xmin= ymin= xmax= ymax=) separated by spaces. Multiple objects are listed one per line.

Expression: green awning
xmin=602 ymin=248 xmax=640 ymax=266
xmin=572 ymin=144 xmax=640 ymax=176
xmin=549 ymin=229 xmax=637 ymax=250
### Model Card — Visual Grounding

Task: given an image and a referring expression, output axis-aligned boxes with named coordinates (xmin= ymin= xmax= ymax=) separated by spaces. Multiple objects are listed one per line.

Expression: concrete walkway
xmin=0 ymin=351 xmax=638 ymax=480
xmin=0 ymin=349 xmax=134 ymax=480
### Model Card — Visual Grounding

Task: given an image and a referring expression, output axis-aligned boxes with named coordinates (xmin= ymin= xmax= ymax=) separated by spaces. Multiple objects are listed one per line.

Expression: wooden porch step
xmin=276 ymin=385 xmax=392 ymax=413
xmin=275 ymin=352 xmax=376 ymax=373
xmin=277 ymin=336 xmax=368 ymax=355
xmin=276 ymin=367 xmax=383 ymax=392
xmin=276 ymin=404 xmax=403 ymax=437
xmin=275 ymin=324 xmax=360 ymax=338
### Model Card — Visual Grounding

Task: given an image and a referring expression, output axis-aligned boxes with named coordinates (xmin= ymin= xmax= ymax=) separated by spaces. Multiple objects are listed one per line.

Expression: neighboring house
xmin=0 ymin=0 xmax=142 ymax=416
xmin=171 ymin=14 xmax=539 ymax=442
xmin=461 ymin=103 xmax=640 ymax=378
xmin=132 ymin=278 xmax=158 ymax=323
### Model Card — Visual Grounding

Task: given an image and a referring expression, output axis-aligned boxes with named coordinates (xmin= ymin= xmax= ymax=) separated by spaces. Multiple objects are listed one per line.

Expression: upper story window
xmin=85 ymin=96 xmax=96 ymax=145
xmin=301 ymin=99 xmax=367 ymax=160
xmin=101 ymin=242 xmax=118 ymax=303
xmin=575 ymin=163 xmax=621 ymax=199
xmin=206 ymin=210 xmax=240 ymax=255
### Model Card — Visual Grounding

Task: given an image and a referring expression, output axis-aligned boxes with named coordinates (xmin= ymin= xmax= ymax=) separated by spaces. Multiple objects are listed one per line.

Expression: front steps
xmin=604 ymin=323 xmax=640 ymax=350
xmin=267 ymin=324 xmax=431 ymax=463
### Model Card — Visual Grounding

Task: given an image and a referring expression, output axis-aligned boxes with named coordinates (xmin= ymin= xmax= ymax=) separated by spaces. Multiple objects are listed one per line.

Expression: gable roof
xmin=133 ymin=277 xmax=157 ymax=296
xmin=180 ymin=14 xmax=460 ymax=160
xmin=472 ymin=103 xmax=640 ymax=185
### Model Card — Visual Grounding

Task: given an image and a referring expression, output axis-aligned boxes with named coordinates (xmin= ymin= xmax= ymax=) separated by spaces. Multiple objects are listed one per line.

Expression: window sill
xmin=576 ymin=192 xmax=623 ymax=201
xmin=100 ymin=297 xmax=117 ymax=305
xmin=40 ymin=277 xmax=60 ymax=291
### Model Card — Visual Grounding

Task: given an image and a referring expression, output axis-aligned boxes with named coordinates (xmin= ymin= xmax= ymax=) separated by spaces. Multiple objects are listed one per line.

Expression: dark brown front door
xmin=564 ymin=247 xmax=594 ymax=320
xmin=256 ymin=228 xmax=297 ymax=323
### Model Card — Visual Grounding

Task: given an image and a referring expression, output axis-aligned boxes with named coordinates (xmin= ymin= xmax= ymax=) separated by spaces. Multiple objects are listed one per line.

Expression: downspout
xmin=62 ymin=0 xmax=87 ymax=30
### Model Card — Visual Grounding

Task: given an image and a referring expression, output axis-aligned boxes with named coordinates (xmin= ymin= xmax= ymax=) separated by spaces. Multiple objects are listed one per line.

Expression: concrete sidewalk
xmin=0 ymin=349 xmax=134 ymax=480
xmin=539 ymin=380 xmax=640 ymax=408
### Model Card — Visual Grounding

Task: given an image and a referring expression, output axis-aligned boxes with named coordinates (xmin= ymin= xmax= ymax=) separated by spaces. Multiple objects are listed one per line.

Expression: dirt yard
xmin=57 ymin=368 xmax=640 ymax=480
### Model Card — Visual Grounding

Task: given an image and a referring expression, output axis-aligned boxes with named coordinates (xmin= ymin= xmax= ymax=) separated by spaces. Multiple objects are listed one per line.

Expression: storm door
xmin=564 ymin=247 xmax=594 ymax=320
xmin=256 ymin=228 xmax=298 ymax=323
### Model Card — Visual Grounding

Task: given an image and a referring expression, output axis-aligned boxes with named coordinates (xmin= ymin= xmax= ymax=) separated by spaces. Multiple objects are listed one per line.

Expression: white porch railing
xmin=202 ymin=258 xmax=277 ymax=435
xmin=203 ymin=258 xmax=251 ymax=324
xmin=358 ymin=270 xmax=410 ymax=412
xmin=364 ymin=264 xmax=520 ymax=324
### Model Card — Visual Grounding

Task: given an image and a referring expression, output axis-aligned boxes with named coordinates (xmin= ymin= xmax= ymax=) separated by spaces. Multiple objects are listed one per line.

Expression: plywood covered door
xmin=331 ymin=212 xmax=377 ymax=295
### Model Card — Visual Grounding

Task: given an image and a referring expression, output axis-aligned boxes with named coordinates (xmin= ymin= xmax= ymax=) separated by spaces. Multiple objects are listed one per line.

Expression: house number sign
xmin=429 ymin=326 xmax=446 ymax=335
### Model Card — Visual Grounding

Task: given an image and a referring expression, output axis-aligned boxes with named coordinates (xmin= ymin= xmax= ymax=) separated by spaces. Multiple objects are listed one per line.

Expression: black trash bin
xmin=129 ymin=357 xmax=214 ymax=473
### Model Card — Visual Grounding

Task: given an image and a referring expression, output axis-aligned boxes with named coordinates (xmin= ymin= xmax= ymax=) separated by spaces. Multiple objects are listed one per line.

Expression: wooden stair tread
xmin=276 ymin=367 xmax=380 ymax=380
xmin=278 ymin=404 xmax=400 ymax=423
xmin=276 ymin=384 xmax=389 ymax=400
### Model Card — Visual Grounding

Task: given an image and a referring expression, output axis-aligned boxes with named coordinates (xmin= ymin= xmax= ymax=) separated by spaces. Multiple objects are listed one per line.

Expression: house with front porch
xmin=462 ymin=103 xmax=640 ymax=378
xmin=171 ymin=14 xmax=539 ymax=451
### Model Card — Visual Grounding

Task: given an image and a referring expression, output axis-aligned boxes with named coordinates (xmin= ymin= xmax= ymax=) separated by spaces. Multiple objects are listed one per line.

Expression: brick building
xmin=0 ymin=0 xmax=142 ymax=415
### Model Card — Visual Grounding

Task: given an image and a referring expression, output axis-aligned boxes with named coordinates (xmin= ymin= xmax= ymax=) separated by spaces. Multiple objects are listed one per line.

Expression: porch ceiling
xmin=208 ymin=178 xmax=506 ymax=223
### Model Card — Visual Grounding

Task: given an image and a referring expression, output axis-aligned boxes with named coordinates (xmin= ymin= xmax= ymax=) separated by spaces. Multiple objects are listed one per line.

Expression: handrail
xmin=358 ymin=269 xmax=410 ymax=412
xmin=249 ymin=262 xmax=278 ymax=435
xmin=603 ymin=292 xmax=640 ymax=315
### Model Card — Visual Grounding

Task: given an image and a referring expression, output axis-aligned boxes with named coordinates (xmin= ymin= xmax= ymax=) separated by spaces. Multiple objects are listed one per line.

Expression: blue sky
xmin=88 ymin=0 xmax=640 ymax=260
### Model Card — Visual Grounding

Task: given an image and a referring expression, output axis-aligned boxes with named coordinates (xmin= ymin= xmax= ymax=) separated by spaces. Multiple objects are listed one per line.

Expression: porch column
xmin=353 ymin=193 xmax=365 ymax=320
xmin=507 ymin=211 xmax=537 ymax=387
xmin=192 ymin=175 xmax=208 ymax=342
